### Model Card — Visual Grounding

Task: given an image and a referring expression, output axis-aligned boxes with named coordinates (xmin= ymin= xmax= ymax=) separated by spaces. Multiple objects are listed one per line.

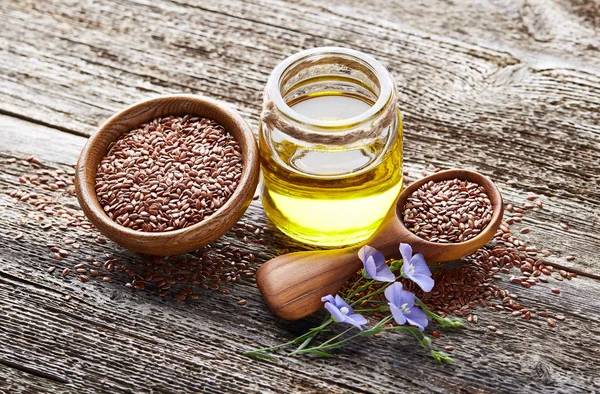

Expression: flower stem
xmin=349 ymin=274 xmax=402 ymax=307
xmin=245 ymin=318 xmax=333 ymax=357
xmin=415 ymin=297 xmax=463 ymax=328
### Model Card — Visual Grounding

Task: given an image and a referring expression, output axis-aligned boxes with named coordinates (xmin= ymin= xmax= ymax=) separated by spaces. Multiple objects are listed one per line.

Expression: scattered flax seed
xmin=65 ymin=295 xmax=72 ymax=301
xmin=96 ymin=236 xmax=107 ymax=244
xmin=47 ymin=266 xmax=56 ymax=273
xmin=536 ymin=201 xmax=543 ymax=208
xmin=560 ymin=223 xmax=569 ymax=230
xmin=102 ymin=277 xmax=113 ymax=283
xmin=565 ymin=255 xmax=576 ymax=261
xmin=443 ymin=345 xmax=454 ymax=351
xmin=527 ymin=195 xmax=537 ymax=201
xmin=95 ymin=115 xmax=243 ymax=233
xmin=61 ymin=268 xmax=70 ymax=277
xmin=80 ymin=275 xmax=90 ymax=282
xmin=14 ymin=232 xmax=24 ymax=241
xmin=496 ymin=330 xmax=504 ymax=336
xmin=551 ymin=288 xmax=561 ymax=294
xmin=431 ymin=331 xmax=440 ymax=338
xmin=547 ymin=318 xmax=556 ymax=327
xmin=554 ymin=315 xmax=565 ymax=321
xmin=487 ymin=325 xmax=498 ymax=332
xmin=236 ymin=299 xmax=247 ymax=305
xmin=402 ymin=178 xmax=493 ymax=243
xmin=520 ymin=228 xmax=531 ymax=234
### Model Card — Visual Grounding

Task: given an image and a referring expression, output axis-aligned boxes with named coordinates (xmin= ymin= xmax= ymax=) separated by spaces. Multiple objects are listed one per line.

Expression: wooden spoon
xmin=256 ymin=169 xmax=504 ymax=320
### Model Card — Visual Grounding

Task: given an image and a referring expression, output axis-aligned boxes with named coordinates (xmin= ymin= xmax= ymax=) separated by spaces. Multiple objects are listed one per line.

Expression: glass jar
xmin=260 ymin=47 xmax=403 ymax=246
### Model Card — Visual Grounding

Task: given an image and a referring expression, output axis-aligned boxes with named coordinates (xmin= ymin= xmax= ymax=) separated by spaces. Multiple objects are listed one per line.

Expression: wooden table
xmin=1 ymin=1 xmax=599 ymax=392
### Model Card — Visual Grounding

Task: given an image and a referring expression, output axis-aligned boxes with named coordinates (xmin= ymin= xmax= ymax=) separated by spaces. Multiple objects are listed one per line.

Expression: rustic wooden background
xmin=1 ymin=0 xmax=599 ymax=393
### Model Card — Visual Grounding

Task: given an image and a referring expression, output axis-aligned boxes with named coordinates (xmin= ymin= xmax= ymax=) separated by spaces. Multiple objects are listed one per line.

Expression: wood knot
xmin=533 ymin=361 xmax=554 ymax=385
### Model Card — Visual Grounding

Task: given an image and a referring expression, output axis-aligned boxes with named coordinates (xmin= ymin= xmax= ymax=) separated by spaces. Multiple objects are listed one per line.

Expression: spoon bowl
xmin=256 ymin=169 xmax=503 ymax=320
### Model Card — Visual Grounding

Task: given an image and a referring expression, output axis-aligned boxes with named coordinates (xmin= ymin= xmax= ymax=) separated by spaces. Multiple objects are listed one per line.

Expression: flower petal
xmin=358 ymin=245 xmax=384 ymax=266
xmin=334 ymin=294 xmax=353 ymax=312
xmin=405 ymin=306 xmax=429 ymax=331
xmin=384 ymin=282 xmax=403 ymax=306
xmin=411 ymin=274 xmax=435 ymax=293
xmin=397 ymin=288 xmax=416 ymax=308
xmin=389 ymin=303 xmax=407 ymax=326
xmin=348 ymin=313 xmax=368 ymax=330
xmin=399 ymin=243 xmax=413 ymax=264
xmin=324 ymin=302 xmax=346 ymax=322
xmin=321 ymin=294 xmax=336 ymax=304
xmin=373 ymin=269 xmax=395 ymax=282
xmin=364 ymin=255 xmax=378 ymax=280
xmin=374 ymin=262 xmax=395 ymax=282
xmin=357 ymin=245 xmax=372 ymax=263
xmin=410 ymin=253 xmax=432 ymax=277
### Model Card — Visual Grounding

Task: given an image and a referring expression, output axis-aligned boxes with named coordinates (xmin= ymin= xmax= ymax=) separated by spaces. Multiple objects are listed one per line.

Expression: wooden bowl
xmin=74 ymin=94 xmax=260 ymax=256
xmin=369 ymin=168 xmax=505 ymax=262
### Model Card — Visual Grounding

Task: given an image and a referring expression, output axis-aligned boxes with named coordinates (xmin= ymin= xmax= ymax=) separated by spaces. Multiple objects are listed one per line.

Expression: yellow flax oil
xmin=260 ymin=48 xmax=403 ymax=246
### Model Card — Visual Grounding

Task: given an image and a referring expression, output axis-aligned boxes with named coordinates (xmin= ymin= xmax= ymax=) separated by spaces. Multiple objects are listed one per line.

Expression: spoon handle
xmin=256 ymin=248 xmax=362 ymax=321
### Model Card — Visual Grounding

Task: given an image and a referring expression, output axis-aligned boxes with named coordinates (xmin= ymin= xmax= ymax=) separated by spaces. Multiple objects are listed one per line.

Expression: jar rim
xmin=266 ymin=47 xmax=394 ymax=128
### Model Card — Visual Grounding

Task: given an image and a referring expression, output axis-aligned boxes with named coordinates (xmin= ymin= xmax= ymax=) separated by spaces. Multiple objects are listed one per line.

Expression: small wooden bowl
xmin=75 ymin=94 xmax=260 ymax=256
xmin=370 ymin=168 xmax=505 ymax=262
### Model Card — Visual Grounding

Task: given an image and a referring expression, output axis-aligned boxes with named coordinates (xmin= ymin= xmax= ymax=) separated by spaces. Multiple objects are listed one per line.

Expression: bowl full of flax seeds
xmin=75 ymin=95 xmax=260 ymax=256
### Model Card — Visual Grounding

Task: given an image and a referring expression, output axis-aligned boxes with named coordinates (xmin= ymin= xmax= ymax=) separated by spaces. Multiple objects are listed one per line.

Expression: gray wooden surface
xmin=1 ymin=0 xmax=599 ymax=393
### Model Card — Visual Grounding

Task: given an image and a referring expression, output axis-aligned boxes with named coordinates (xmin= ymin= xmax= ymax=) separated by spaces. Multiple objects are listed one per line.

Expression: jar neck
xmin=262 ymin=47 xmax=397 ymax=146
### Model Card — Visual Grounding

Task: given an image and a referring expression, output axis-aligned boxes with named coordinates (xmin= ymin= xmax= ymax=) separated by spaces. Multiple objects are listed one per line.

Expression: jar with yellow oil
xmin=260 ymin=47 xmax=403 ymax=246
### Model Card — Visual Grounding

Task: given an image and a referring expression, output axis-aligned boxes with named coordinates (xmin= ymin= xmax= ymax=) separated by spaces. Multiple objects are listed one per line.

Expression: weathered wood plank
xmin=0 ymin=0 xmax=598 ymax=204
xmin=0 ymin=363 xmax=71 ymax=394
xmin=1 ymin=0 xmax=600 ymax=392
xmin=1 ymin=115 xmax=600 ymax=393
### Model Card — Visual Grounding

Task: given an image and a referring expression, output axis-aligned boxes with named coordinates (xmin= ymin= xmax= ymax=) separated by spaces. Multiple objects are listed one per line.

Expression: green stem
xmin=295 ymin=331 xmax=363 ymax=353
xmin=290 ymin=317 xmax=334 ymax=354
xmin=345 ymin=278 xmax=377 ymax=302
xmin=294 ymin=316 xmax=394 ymax=355
xmin=415 ymin=297 xmax=463 ymax=327
xmin=247 ymin=318 xmax=333 ymax=355
xmin=349 ymin=274 xmax=402 ymax=307
xmin=344 ymin=275 xmax=365 ymax=298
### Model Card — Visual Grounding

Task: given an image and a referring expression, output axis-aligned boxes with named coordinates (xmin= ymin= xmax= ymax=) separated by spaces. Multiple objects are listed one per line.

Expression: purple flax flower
xmin=321 ymin=294 xmax=368 ymax=330
xmin=358 ymin=245 xmax=395 ymax=282
xmin=400 ymin=243 xmax=434 ymax=292
xmin=385 ymin=282 xmax=428 ymax=331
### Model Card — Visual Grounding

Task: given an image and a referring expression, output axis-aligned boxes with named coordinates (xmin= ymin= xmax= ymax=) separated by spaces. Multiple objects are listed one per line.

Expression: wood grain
xmin=2 ymin=115 xmax=599 ymax=392
xmin=0 ymin=0 xmax=599 ymax=392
